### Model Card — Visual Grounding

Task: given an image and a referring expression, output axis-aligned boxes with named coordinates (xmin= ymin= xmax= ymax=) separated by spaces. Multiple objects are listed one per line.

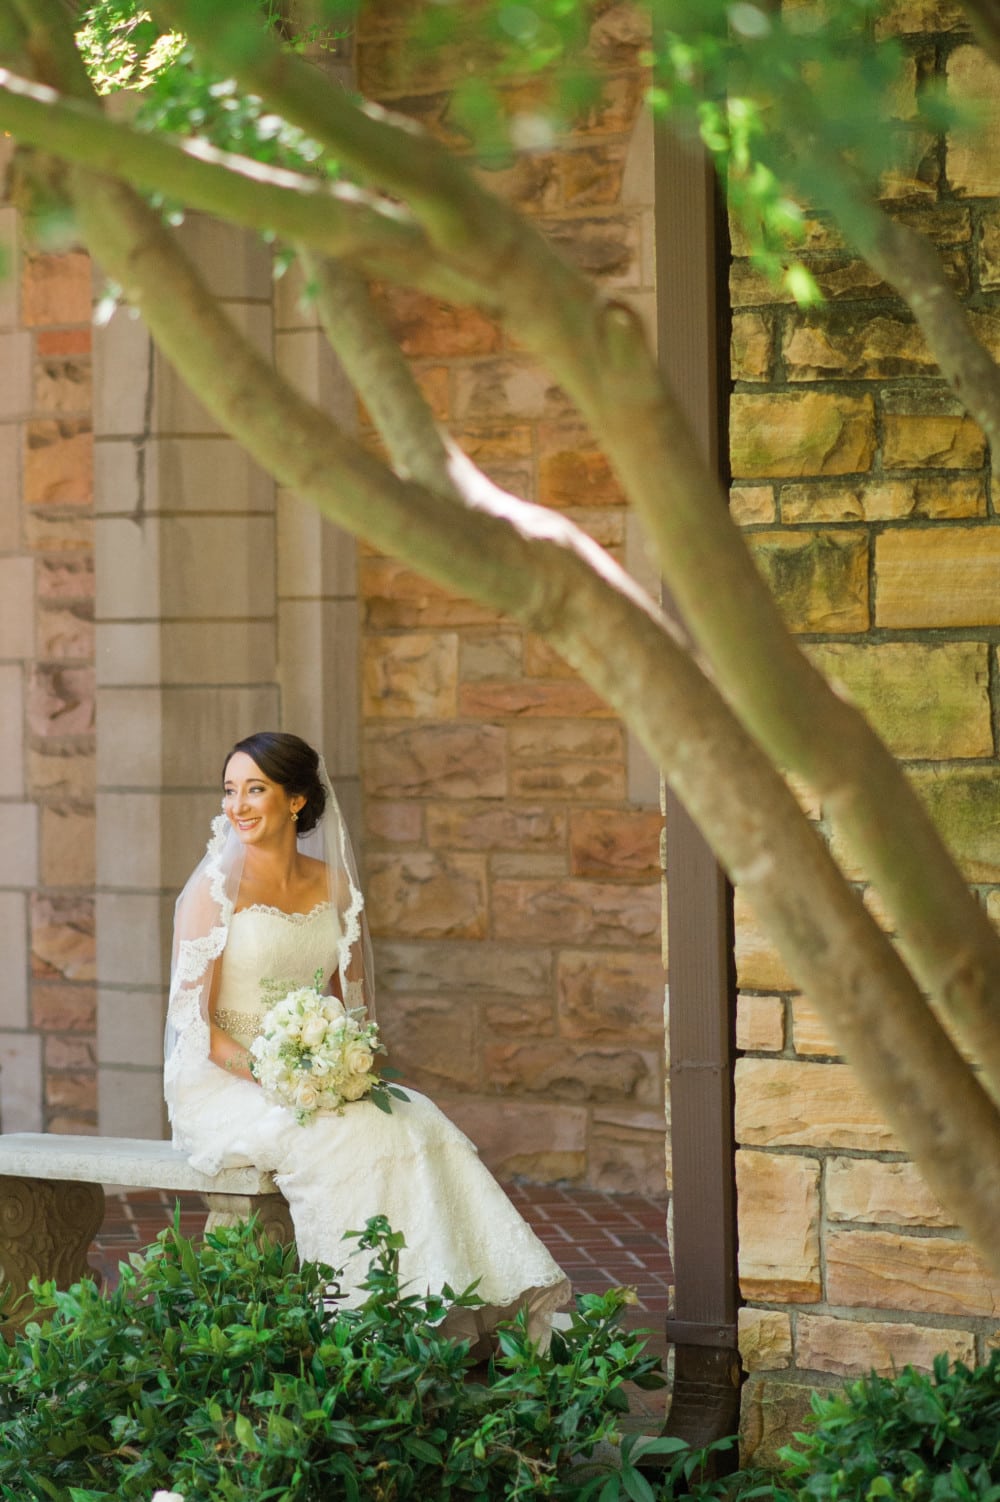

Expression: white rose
xmin=152 ymin=1493 xmax=186 ymax=1502
xmin=340 ymin=1074 xmax=370 ymax=1101
xmin=322 ymin=998 xmax=346 ymax=1022
xmin=344 ymin=1042 xmax=374 ymax=1076
xmin=294 ymin=1078 xmax=320 ymax=1112
xmin=300 ymin=1014 xmax=328 ymax=1049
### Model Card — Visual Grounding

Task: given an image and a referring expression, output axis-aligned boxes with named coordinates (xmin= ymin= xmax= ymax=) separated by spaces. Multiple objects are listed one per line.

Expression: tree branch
xmin=66 ymin=163 xmax=1000 ymax=1269
xmin=298 ymin=250 xmax=456 ymax=496
xmin=0 ymin=68 xmax=486 ymax=305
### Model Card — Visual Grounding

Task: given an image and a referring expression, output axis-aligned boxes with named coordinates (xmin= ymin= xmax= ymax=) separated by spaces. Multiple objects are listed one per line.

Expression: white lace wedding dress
xmin=168 ymin=900 xmax=571 ymax=1340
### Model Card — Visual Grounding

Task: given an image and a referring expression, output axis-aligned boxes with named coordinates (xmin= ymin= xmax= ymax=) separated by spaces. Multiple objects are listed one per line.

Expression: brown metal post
xmin=654 ymin=123 xmax=741 ymax=1445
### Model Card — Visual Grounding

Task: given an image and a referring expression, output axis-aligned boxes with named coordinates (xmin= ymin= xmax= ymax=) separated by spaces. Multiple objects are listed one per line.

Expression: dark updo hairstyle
xmin=223 ymin=731 xmax=327 ymax=836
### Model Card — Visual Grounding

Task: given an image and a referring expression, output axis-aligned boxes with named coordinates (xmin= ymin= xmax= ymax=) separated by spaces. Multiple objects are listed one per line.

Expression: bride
xmin=165 ymin=730 xmax=570 ymax=1343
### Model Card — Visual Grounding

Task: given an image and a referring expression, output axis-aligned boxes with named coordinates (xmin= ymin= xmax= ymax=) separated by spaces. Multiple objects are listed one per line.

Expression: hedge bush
xmin=0 ymin=1213 xmax=729 ymax=1502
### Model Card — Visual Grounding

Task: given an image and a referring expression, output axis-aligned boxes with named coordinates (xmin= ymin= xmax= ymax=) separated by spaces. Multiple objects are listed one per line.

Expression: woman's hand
xmin=209 ymin=1025 xmax=258 ymax=1083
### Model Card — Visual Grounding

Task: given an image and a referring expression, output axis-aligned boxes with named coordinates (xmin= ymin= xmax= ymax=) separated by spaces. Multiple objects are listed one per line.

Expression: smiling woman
xmin=164 ymin=730 xmax=571 ymax=1347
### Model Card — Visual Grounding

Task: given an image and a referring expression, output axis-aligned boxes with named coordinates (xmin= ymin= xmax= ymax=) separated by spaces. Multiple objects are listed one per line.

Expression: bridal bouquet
xmin=249 ymin=972 xmax=405 ymax=1124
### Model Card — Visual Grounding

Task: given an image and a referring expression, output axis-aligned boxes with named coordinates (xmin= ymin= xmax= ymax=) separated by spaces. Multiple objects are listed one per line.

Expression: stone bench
xmin=0 ymin=1133 xmax=293 ymax=1322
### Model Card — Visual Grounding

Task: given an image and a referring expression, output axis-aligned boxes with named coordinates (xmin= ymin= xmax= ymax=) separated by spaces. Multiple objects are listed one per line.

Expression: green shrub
xmin=0 ymin=1213 xmax=723 ymax=1502
xmin=775 ymin=1352 xmax=1000 ymax=1502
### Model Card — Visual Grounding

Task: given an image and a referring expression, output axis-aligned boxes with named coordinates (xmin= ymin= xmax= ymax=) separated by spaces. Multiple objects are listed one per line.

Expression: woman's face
xmin=222 ymin=751 xmax=304 ymax=845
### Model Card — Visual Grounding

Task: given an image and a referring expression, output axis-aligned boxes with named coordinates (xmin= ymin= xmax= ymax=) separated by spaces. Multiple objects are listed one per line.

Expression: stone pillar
xmin=93 ymin=217 xmax=279 ymax=1136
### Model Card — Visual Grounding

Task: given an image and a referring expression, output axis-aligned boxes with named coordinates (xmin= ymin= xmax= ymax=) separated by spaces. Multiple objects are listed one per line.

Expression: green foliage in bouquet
xmin=0 ymin=1213 xmax=725 ymax=1502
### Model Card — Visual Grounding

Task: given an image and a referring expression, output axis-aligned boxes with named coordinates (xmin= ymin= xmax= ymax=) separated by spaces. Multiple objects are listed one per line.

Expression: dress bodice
xmin=214 ymin=903 xmax=340 ymax=1043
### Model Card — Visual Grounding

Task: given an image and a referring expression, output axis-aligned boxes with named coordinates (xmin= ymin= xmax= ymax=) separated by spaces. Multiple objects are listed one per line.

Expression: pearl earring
xmin=291 ymin=810 xmax=299 ymax=822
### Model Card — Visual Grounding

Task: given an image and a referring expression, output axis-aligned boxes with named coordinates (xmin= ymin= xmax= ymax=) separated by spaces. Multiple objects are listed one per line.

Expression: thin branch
xmin=67 ymin=164 xmax=1000 ymax=1268
xmin=0 ymin=68 xmax=486 ymax=305
xmin=298 ymin=250 xmax=456 ymax=497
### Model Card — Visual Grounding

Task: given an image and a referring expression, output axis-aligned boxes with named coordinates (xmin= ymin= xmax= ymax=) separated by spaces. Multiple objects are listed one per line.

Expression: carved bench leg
xmin=204 ymin=1191 xmax=295 ymax=1249
xmin=0 ymin=1175 xmax=105 ymax=1329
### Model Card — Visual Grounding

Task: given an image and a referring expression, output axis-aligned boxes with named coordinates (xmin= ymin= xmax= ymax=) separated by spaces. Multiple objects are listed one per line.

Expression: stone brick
xmin=21 ymin=251 xmax=91 ymax=325
xmin=568 ymin=808 xmax=660 ymax=879
xmin=482 ymin=1039 xmax=660 ymax=1105
xmin=730 ymin=486 xmax=776 ymax=525
xmin=882 ymin=409 xmax=986 ymax=470
xmin=45 ymin=1071 xmax=97 ymax=1112
xmin=370 ymin=285 xmax=502 ymax=357
xmin=361 ymin=558 xmax=504 ymax=629
xmin=557 ymin=950 xmax=665 ymax=1042
xmin=425 ymin=801 xmax=565 ymax=851
xmin=36 ymin=556 xmax=94 ymax=603
xmin=458 ymin=680 xmax=614 ymax=719
xmin=453 ymin=358 xmax=571 ymax=423
xmin=979 ymin=208 xmax=1000 ymax=291
xmin=560 ymin=144 xmax=628 ymax=207
xmin=739 ymin=1374 xmax=821 ymax=1468
xmin=45 ymin=1035 xmax=97 ymax=1071
xmin=826 ymin=1230 xmax=1000 ymax=1316
xmin=947 ymin=45 xmax=1000 ymax=197
xmin=731 ymin=312 xmax=772 ymax=381
xmin=783 ymin=314 xmax=934 ymax=381
xmin=909 ymin=766 xmax=1000 ymax=881
xmin=736 ymin=1151 xmax=821 ymax=1302
xmin=36 ymin=329 xmax=91 ymax=356
xmin=588 ymin=1121 xmax=666 ymax=1195
xmin=511 ymin=761 xmax=627 ymax=799
xmin=31 ymin=896 xmax=95 ymax=983
xmin=876 ymin=527 xmax=1000 ymax=627
xmin=459 ymin=632 xmax=522 ymax=681
xmin=27 ymin=666 xmax=95 ymax=738
xmin=509 ymin=721 xmax=625 ymax=763
xmin=483 ymin=995 xmax=556 ymax=1036
xmin=522 ymin=635 xmax=577 ymax=679
xmin=362 ymin=633 xmax=459 ymax=719
xmin=40 ymin=807 xmax=95 ymax=888
xmin=472 ymin=154 xmax=561 ymax=213
xmin=749 ymin=530 xmax=869 ymax=632
xmin=34 ymin=354 xmax=91 ymax=415
xmin=876 ymin=0 xmax=968 ymax=35
xmin=363 ymin=723 xmax=506 ymax=799
xmin=806 ymin=641 xmax=991 ymax=759
xmin=790 ymin=998 xmax=839 ymax=1058
xmin=734 ymin=891 xmax=796 ymax=991
xmin=31 ymin=982 xmax=95 ymax=1032
xmin=365 ymin=801 xmax=423 ymax=844
xmin=738 ymin=1309 xmax=793 ymax=1373
xmin=24 ymin=420 xmax=92 ymax=506
xmin=365 ymin=852 xmax=487 ymax=938
xmin=731 ymin=392 xmax=876 ymax=479
xmin=28 ymin=748 xmax=95 ymax=802
xmin=538 ymin=429 xmax=627 ymax=509
xmin=24 ymin=510 xmax=94 ymax=555
xmin=736 ymin=994 xmax=785 ymax=1053
xmin=379 ymin=993 xmax=479 ymax=1090
xmin=492 ymin=879 xmax=660 ymax=946
xmin=826 ymin=1156 xmax=956 ymax=1228
xmin=796 ymin=1315 xmax=974 ymax=1378
xmin=539 ymin=215 xmax=642 ymax=288
xmin=435 ymin=1096 xmax=587 ymax=1182
xmin=735 ymin=1060 xmax=899 ymax=1150
xmin=780 ymin=476 xmax=985 ymax=522
xmin=375 ymin=939 xmax=551 ymax=997
xmin=36 ymin=603 xmax=93 ymax=663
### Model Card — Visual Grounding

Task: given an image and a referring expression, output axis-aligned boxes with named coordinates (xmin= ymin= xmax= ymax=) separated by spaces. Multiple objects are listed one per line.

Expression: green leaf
xmin=620 ymin=1465 xmax=656 ymax=1502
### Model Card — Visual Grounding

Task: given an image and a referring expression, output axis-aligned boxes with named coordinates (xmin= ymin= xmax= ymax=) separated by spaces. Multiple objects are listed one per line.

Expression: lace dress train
xmin=168 ymin=904 xmax=571 ymax=1342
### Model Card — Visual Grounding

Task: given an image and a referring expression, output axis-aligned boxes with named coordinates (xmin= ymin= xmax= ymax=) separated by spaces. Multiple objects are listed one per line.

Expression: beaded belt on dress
xmin=215 ymin=1008 xmax=263 ymax=1040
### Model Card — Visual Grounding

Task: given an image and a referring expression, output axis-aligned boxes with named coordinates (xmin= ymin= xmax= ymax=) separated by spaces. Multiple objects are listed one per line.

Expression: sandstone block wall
xmin=0 ymin=147 xmax=97 ymax=1133
xmin=356 ymin=1 xmax=666 ymax=1190
xmin=731 ymin=1 xmax=1000 ymax=1454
